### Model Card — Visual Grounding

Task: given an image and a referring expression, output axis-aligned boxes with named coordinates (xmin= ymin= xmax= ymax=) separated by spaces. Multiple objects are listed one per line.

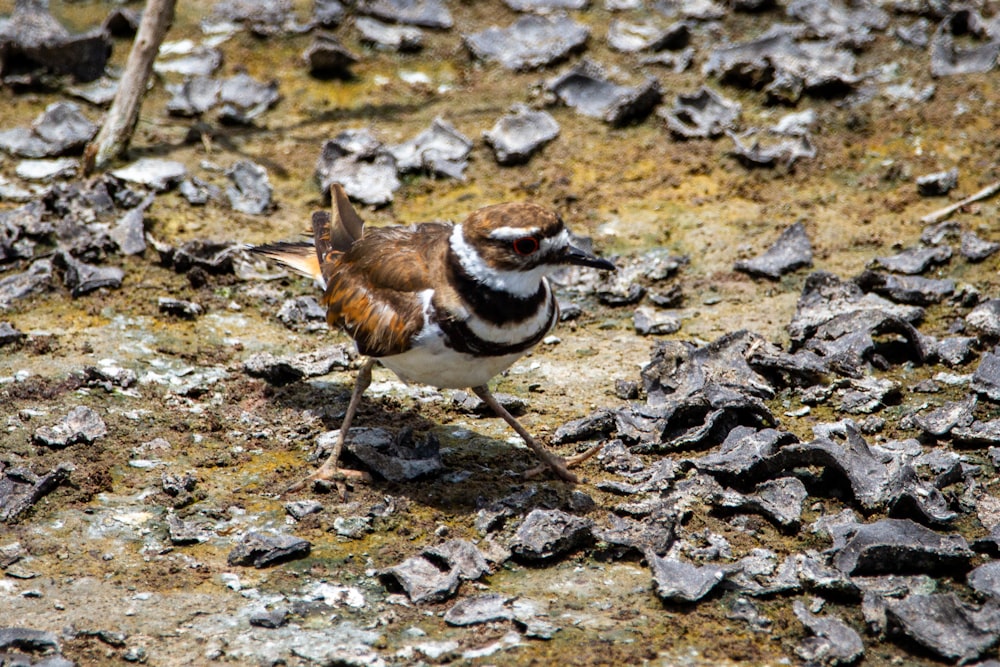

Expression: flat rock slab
xmin=510 ymin=509 xmax=593 ymax=561
xmin=226 ymin=160 xmax=273 ymax=215
xmin=0 ymin=102 xmax=97 ymax=158
xmin=111 ymin=158 xmax=188 ymax=191
xmin=854 ymin=270 xmax=955 ymax=306
xmin=661 ymin=86 xmax=741 ymax=139
xmin=0 ymin=462 xmax=74 ymax=523
xmin=33 ymin=406 xmax=107 ymax=448
xmin=464 ymin=14 xmax=589 ymax=71
xmin=330 ymin=427 xmax=443 ymax=482
xmin=874 ymin=245 xmax=952 ymax=274
xmin=357 ymin=0 xmax=453 ymax=29
xmin=547 ymin=59 xmax=662 ymax=126
xmin=649 ymin=556 xmax=725 ymax=602
xmin=735 ymin=221 xmax=813 ymax=279
xmin=483 ymin=104 xmax=560 ymax=165
xmin=885 ymin=593 xmax=1000 ymax=662
xmin=793 ymin=600 xmax=865 ymax=666
xmin=355 ymin=16 xmax=424 ymax=51
xmin=833 ymin=518 xmax=972 ymax=576
xmin=380 ymin=555 xmax=461 ymax=603
xmin=227 ymin=531 xmax=312 ymax=568
xmin=388 ymin=118 xmax=472 ymax=179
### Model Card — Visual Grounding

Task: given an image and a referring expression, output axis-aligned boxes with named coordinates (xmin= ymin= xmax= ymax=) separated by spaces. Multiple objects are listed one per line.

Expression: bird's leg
xmin=284 ymin=358 xmax=375 ymax=495
xmin=471 ymin=385 xmax=593 ymax=484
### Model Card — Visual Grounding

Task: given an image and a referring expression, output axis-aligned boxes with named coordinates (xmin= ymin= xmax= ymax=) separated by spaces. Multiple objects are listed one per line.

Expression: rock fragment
xmin=961 ymin=231 xmax=1000 ymax=262
xmin=55 ymin=251 xmax=124 ymax=297
xmin=916 ymin=168 xmax=958 ymax=196
xmin=227 ymin=531 xmax=312 ymax=568
xmin=389 ymin=118 xmax=472 ymax=179
xmin=111 ymin=158 xmax=187 ymax=191
xmin=793 ymin=600 xmax=865 ymax=666
xmin=226 ymin=160 xmax=273 ymax=215
xmin=833 ymin=519 xmax=972 ymax=576
xmin=464 ymin=14 xmax=589 ymax=70
xmin=510 ymin=509 xmax=593 ymax=561
xmin=334 ymin=427 xmax=442 ymax=482
xmin=483 ymin=104 xmax=560 ymax=165
xmin=547 ymin=59 xmax=662 ymax=126
xmin=355 ymin=16 xmax=423 ymax=51
xmin=874 ymin=245 xmax=952 ymax=275
xmin=660 ymin=86 xmax=741 ymax=139
xmin=885 ymin=593 xmax=1000 ymax=662
xmin=0 ymin=102 xmax=97 ymax=158
xmin=734 ymin=221 xmax=813 ymax=280
xmin=357 ymin=0 xmax=453 ymax=29
xmin=0 ymin=462 xmax=74 ymax=522
xmin=649 ymin=556 xmax=725 ymax=602
xmin=33 ymin=406 xmax=107 ymax=448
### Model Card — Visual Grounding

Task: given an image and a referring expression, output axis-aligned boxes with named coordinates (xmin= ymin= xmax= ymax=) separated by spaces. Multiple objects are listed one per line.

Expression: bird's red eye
xmin=512 ymin=236 xmax=539 ymax=255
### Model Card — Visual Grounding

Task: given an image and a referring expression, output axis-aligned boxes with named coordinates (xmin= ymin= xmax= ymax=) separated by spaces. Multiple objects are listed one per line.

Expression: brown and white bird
xmin=253 ymin=184 xmax=616 ymax=492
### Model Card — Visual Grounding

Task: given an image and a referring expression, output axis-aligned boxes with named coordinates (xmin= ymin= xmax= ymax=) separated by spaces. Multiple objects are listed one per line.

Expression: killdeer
xmin=254 ymin=184 xmax=616 ymax=492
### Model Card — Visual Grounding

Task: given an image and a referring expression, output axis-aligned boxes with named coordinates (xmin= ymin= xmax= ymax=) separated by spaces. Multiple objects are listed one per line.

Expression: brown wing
xmin=322 ymin=223 xmax=452 ymax=357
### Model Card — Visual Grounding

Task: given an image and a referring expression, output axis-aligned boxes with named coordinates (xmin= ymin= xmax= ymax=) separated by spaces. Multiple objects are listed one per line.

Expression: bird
xmin=252 ymin=184 xmax=616 ymax=493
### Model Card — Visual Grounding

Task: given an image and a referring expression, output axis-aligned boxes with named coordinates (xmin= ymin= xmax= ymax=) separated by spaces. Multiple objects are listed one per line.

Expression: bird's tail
xmin=250 ymin=183 xmax=366 ymax=283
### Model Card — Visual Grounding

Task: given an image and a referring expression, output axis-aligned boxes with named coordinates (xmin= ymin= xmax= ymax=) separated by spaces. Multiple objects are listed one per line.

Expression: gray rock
xmin=166 ymin=514 xmax=211 ymax=545
xmin=973 ymin=352 xmax=1000 ymax=401
xmin=424 ymin=539 xmax=490 ymax=580
xmin=226 ymin=160 xmax=273 ymax=215
xmin=303 ymin=33 xmax=359 ymax=76
xmin=314 ymin=0 xmax=346 ymax=26
xmin=729 ymin=130 xmax=817 ymax=168
xmin=833 ymin=518 xmax=972 ymax=576
xmin=33 ymin=406 xmax=107 ymax=448
xmin=464 ymin=14 xmax=589 ymax=71
xmin=735 ymin=221 xmax=813 ymax=280
xmin=952 ymin=420 xmax=1000 ymax=447
xmin=607 ymin=19 xmax=690 ymax=52
xmin=916 ymin=167 xmax=958 ymax=196
xmin=227 ymin=531 xmax=312 ymax=568
xmin=552 ymin=409 xmax=615 ymax=445
xmin=15 ymin=158 xmax=77 ymax=181
xmin=969 ymin=561 xmax=1000 ymax=599
xmin=166 ymin=76 xmax=222 ymax=116
xmin=111 ymin=158 xmax=188 ymax=191
xmin=355 ymin=16 xmax=423 ymax=51
xmin=218 ymin=73 xmax=280 ymax=124
xmin=154 ymin=46 xmax=223 ymax=77
xmin=874 ymin=245 xmax=952 ymax=275
xmin=0 ymin=0 xmax=111 ymax=83
xmin=357 ymin=0 xmax=453 ymax=28
xmin=0 ymin=258 xmax=54 ymax=306
xmin=32 ymin=102 xmax=98 ymax=153
xmin=693 ymin=426 xmax=797 ymax=478
xmin=249 ymin=608 xmax=288 ymax=628
xmin=315 ymin=141 xmax=400 ymax=207
xmin=547 ymin=59 xmax=662 ymax=126
xmin=593 ymin=513 xmax=674 ymax=557
xmin=633 ymin=306 xmax=681 ymax=335
xmin=649 ymin=555 xmax=725 ymax=602
xmin=444 ymin=593 xmax=512 ymax=626
xmin=0 ymin=627 xmax=61 ymax=653
xmin=110 ymin=196 xmax=152 ymax=255
xmin=661 ymin=86 xmax=741 ymax=139
xmin=332 ymin=427 xmax=442 ymax=482
xmin=793 ymin=600 xmax=865 ymax=666
xmin=483 ymin=104 xmax=560 ymax=165
xmin=277 ymin=295 xmax=328 ymax=329
xmin=506 ymin=0 xmax=588 ymax=9
xmin=0 ymin=462 xmax=74 ymax=522
xmin=243 ymin=346 xmax=354 ymax=385
xmin=380 ymin=555 xmax=461 ymax=603
xmin=913 ymin=396 xmax=976 ymax=437
xmin=158 ymin=297 xmax=204 ymax=319
xmin=855 ymin=270 xmax=954 ymax=305
xmin=389 ymin=118 xmax=472 ymax=179
xmin=0 ymin=321 xmax=25 ymax=347
xmin=968 ymin=300 xmax=1000 ymax=338
xmin=178 ymin=178 xmax=221 ymax=206
xmin=510 ymin=509 xmax=593 ymax=561
xmin=713 ymin=477 xmax=808 ymax=529
xmin=885 ymin=593 xmax=1000 ymax=662
xmin=962 ymin=231 xmax=1000 ymax=262
xmin=450 ymin=390 xmax=526 ymax=415
xmin=332 ymin=515 xmax=371 ymax=538
xmin=930 ymin=18 xmax=1000 ymax=77
xmin=285 ymin=499 xmax=323 ymax=520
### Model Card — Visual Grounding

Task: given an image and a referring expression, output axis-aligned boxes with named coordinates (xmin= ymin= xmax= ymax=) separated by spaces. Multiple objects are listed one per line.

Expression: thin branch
xmin=919 ymin=179 xmax=1000 ymax=225
xmin=82 ymin=0 xmax=176 ymax=174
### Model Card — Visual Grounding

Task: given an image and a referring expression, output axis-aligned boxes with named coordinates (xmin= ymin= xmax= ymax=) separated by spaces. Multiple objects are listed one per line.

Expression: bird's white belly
xmin=378 ymin=338 xmax=526 ymax=389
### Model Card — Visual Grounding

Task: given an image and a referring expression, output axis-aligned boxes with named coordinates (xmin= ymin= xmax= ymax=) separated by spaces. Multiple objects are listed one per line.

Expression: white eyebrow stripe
xmin=487 ymin=226 xmax=541 ymax=240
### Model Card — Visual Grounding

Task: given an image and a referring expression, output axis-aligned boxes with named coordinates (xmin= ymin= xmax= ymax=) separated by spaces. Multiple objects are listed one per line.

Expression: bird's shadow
xmin=264 ymin=376 xmax=579 ymax=512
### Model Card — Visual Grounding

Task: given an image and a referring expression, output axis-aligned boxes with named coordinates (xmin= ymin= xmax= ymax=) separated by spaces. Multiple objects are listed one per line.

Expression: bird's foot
xmin=522 ymin=442 xmax=604 ymax=483
xmin=282 ymin=463 xmax=372 ymax=497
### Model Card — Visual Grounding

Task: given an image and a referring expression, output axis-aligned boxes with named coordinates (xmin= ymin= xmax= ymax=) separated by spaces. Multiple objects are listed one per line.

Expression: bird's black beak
xmin=562 ymin=243 xmax=617 ymax=271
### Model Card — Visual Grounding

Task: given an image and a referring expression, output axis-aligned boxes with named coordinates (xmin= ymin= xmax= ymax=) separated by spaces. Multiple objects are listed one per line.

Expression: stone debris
xmin=0 ymin=102 xmax=97 ymax=158
xmin=729 ymin=129 xmax=817 ymax=168
xmin=226 ymin=160 xmax=273 ymax=215
xmin=916 ymin=167 xmax=958 ymax=196
xmin=357 ymin=0 xmax=453 ymax=29
xmin=832 ymin=519 xmax=972 ymax=576
xmin=0 ymin=462 xmax=74 ymax=523
xmin=734 ymin=221 xmax=813 ymax=280
xmin=242 ymin=345 xmax=355 ymax=385
xmin=389 ymin=118 xmax=473 ymax=179
xmin=483 ymin=104 xmax=560 ymax=165
xmin=885 ymin=593 xmax=1000 ymax=662
xmin=227 ymin=531 xmax=312 ymax=568
xmin=547 ymin=59 xmax=662 ymax=126
xmin=607 ymin=19 xmax=690 ymax=53
xmin=158 ymin=297 xmax=204 ymax=319
xmin=314 ymin=129 xmax=401 ymax=206
xmin=464 ymin=14 xmax=589 ymax=71
xmin=111 ymin=158 xmax=188 ymax=191
xmin=854 ymin=270 xmax=954 ymax=306
xmin=154 ymin=45 xmax=223 ymax=77
xmin=0 ymin=1 xmax=111 ymax=84
xmin=55 ymin=250 xmax=124 ymax=297
xmin=303 ymin=33 xmax=360 ymax=76
xmin=874 ymin=245 xmax=952 ymax=275
xmin=510 ymin=509 xmax=593 ymax=561
xmin=334 ymin=427 xmax=443 ymax=482
xmin=792 ymin=600 xmax=865 ymax=666
xmin=33 ymin=406 xmax=107 ymax=448
xmin=661 ymin=86 xmax=741 ymax=139
xmin=355 ymin=16 xmax=424 ymax=51
xmin=649 ymin=556 xmax=725 ymax=602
